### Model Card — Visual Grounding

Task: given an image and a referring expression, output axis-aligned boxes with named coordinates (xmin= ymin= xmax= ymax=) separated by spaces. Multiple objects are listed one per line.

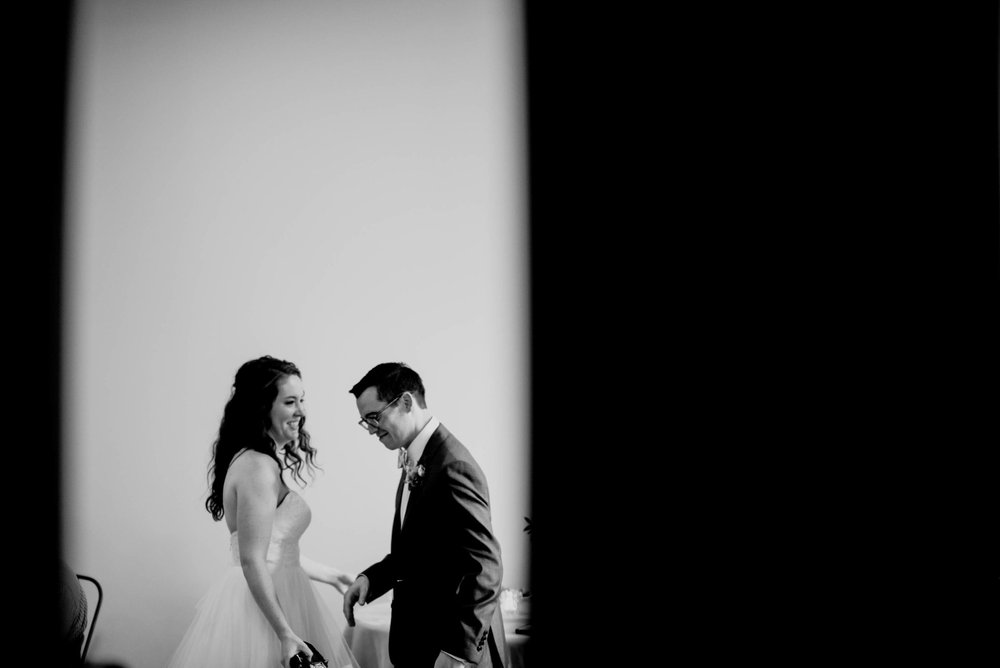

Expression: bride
xmin=166 ymin=355 xmax=357 ymax=668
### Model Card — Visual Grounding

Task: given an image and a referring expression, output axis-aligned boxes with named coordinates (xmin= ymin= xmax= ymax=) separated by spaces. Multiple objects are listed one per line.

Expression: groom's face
xmin=356 ymin=386 xmax=413 ymax=451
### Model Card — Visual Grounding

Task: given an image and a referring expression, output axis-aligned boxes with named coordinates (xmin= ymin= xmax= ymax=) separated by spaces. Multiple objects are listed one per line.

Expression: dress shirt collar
xmin=403 ymin=415 xmax=439 ymax=467
xmin=406 ymin=415 xmax=441 ymax=464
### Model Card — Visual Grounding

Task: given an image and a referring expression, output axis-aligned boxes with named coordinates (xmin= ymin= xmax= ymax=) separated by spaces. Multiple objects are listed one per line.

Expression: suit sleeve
xmin=360 ymin=553 xmax=396 ymax=602
xmin=361 ymin=473 xmax=405 ymax=602
xmin=440 ymin=460 xmax=503 ymax=663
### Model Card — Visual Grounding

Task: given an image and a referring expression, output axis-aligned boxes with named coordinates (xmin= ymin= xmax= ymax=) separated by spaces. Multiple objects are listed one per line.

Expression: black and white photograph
xmin=11 ymin=2 xmax=999 ymax=667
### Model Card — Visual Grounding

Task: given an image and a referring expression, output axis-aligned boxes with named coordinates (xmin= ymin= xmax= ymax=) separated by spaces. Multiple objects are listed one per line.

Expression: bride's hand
xmin=330 ymin=571 xmax=356 ymax=595
xmin=280 ymin=632 xmax=311 ymax=668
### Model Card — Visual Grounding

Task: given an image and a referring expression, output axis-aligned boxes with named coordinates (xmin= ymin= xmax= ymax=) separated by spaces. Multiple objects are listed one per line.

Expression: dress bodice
xmin=229 ymin=491 xmax=311 ymax=569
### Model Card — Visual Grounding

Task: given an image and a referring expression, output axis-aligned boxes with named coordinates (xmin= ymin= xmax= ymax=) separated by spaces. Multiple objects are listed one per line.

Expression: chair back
xmin=76 ymin=574 xmax=104 ymax=662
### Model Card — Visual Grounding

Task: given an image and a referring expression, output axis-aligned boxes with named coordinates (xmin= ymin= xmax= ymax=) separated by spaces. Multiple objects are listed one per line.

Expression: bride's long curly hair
xmin=205 ymin=355 xmax=319 ymax=521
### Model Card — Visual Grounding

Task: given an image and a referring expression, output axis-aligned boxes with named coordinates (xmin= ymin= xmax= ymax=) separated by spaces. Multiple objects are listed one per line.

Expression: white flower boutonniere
xmin=405 ymin=463 xmax=425 ymax=491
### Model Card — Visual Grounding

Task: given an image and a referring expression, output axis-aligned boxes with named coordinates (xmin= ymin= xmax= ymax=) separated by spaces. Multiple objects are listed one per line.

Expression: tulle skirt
xmin=166 ymin=565 xmax=357 ymax=668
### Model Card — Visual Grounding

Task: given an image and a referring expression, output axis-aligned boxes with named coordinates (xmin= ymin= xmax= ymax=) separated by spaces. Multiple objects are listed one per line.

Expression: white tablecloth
xmin=343 ymin=594 xmax=529 ymax=668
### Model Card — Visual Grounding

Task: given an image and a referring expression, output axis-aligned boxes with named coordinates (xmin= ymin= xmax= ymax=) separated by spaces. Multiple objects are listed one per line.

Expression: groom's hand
xmin=342 ymin=574 xmax=370 ymax=626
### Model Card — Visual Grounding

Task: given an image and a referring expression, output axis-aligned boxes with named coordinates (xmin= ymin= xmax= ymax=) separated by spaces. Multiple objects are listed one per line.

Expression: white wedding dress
xmin=166 ymin=491 xmax=357 ymax=668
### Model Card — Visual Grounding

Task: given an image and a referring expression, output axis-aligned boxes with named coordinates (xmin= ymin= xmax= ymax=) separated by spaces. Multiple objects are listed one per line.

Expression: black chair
xmin=76 ymin=574 xmax=104 ymax=663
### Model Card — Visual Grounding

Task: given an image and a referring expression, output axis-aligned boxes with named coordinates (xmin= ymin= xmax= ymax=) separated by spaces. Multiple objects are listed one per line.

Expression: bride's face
xmin=268 ymin=375 xmax=305 ymax=447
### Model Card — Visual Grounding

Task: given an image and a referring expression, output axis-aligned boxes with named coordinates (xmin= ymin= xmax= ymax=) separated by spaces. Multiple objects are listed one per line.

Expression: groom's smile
xmin=375 ymin=426 xmax=397 ymax=449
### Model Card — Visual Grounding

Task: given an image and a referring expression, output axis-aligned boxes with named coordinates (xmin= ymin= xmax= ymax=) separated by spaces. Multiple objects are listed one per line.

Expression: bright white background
xmin=62 ymin=2 xmax=528 ymax=667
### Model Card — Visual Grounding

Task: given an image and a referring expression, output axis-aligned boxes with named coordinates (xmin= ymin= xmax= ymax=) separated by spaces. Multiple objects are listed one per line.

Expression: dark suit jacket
xmin=361 ymin=423 xmax=506 ymax=668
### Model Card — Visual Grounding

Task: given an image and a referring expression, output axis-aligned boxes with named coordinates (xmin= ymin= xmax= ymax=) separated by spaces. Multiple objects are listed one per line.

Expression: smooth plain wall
xmin=62 ymin=2 xmax=528 ymax=667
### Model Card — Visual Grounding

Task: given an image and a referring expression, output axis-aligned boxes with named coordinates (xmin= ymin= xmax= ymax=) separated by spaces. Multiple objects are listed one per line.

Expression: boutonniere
xmin=404 ymin=463 xmax=425 ymax=490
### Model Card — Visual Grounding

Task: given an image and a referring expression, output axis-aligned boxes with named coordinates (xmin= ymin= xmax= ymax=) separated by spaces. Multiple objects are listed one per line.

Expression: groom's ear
xmin=401 ymin=391 xmax=414 ymax=412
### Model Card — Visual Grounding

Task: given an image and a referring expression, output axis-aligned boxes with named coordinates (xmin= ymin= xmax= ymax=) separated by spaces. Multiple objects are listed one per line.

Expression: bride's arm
xmin=300 ymin=554 xmax=355 ymax=594
xmin=235 ymin=454 xmax=310 ymax=667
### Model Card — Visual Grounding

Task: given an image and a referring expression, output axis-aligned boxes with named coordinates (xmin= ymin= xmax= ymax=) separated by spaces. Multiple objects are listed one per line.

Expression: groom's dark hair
xmin=350 ymin=362 xmax=427 ymax=408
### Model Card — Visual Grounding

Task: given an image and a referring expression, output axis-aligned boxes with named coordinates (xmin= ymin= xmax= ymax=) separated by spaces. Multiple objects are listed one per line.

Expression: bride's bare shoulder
xmin=227 ymin=449 xmax=281 ymax=483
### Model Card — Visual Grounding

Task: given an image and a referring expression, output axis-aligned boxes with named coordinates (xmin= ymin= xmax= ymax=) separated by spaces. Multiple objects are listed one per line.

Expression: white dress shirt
xmin=399 ymin=415 xmax=439 ymax=525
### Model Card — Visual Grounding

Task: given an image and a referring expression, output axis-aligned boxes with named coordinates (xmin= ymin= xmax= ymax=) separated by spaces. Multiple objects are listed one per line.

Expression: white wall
xmin=62 ymin=2 xmax=528 ymax=667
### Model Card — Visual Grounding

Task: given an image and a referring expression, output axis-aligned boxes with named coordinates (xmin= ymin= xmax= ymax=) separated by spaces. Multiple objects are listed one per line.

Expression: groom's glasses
xmin=358 ymin=394 xmax=402 ymax=432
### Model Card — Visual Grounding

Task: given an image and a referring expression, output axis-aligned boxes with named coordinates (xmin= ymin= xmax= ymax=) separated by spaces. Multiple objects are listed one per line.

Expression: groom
xmin=343 ymin=362 xmax=507 ymax=668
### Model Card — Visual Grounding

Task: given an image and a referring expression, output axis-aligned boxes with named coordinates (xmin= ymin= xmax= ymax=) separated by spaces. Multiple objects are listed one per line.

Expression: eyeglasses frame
xmin=357 ymin=394 xmax=403 ymax=432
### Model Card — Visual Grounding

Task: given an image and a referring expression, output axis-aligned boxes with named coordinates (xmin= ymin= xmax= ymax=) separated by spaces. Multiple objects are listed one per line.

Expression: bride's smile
xmin=267 ymin=375 xmax=306 ymax=446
